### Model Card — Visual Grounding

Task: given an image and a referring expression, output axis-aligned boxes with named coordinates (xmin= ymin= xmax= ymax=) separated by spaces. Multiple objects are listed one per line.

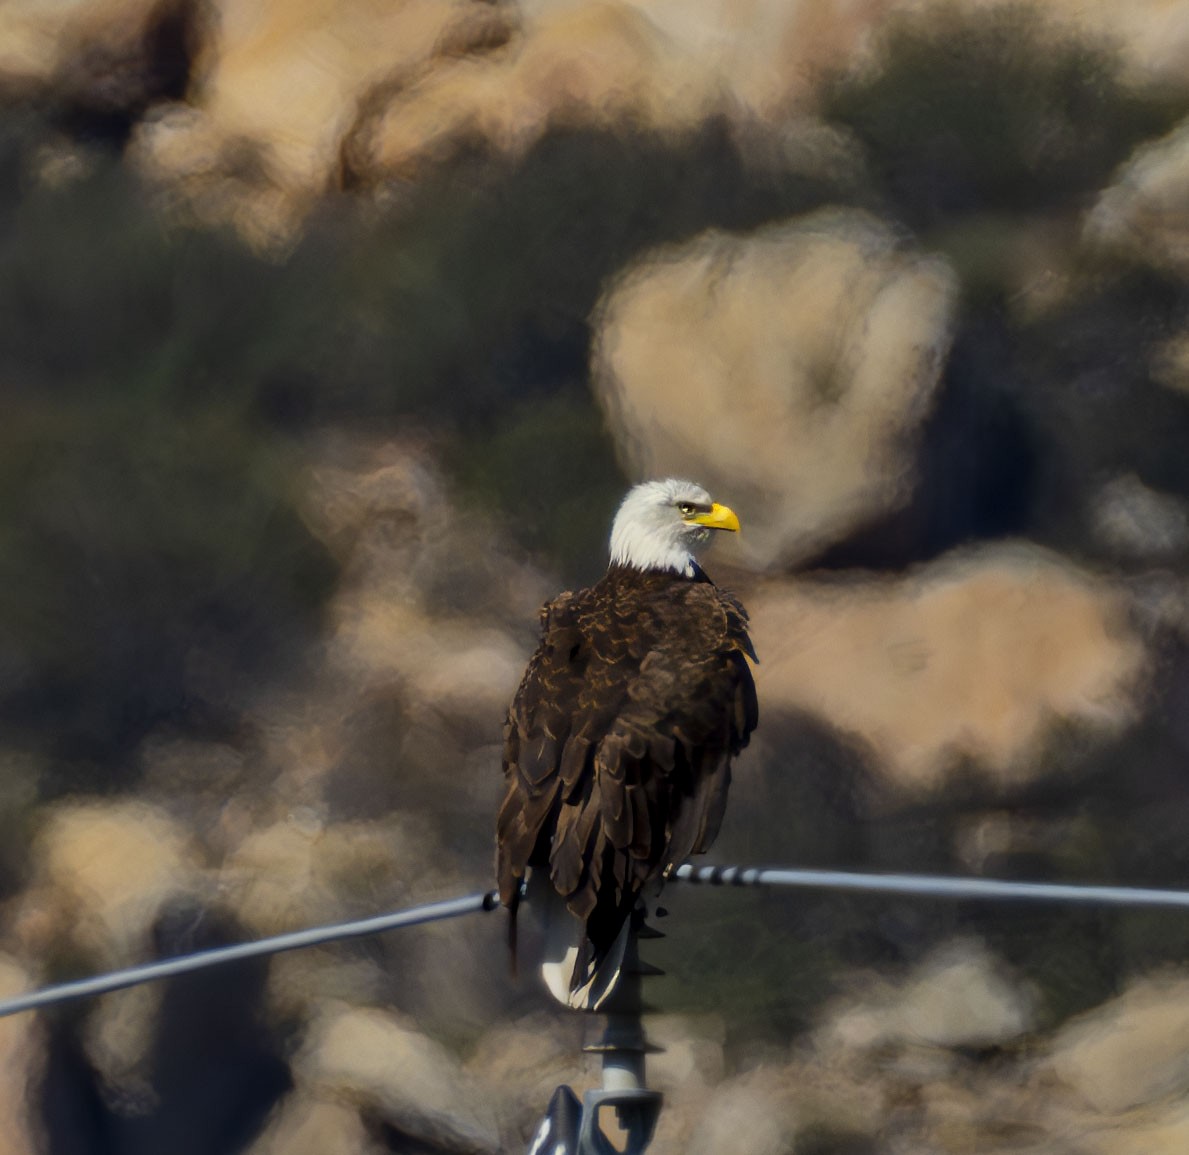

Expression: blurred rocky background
xmin=1 ymin=0 xmax=1189 ymax=1151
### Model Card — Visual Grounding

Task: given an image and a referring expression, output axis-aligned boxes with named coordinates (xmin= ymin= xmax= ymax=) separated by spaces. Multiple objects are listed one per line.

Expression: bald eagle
xmin=496 ymin=479 xmax=758 ymax=1009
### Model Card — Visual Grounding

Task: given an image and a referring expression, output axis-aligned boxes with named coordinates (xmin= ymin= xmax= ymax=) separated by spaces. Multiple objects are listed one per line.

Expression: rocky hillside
xmin=1 ymin=1 xmax=1189 ymax=1152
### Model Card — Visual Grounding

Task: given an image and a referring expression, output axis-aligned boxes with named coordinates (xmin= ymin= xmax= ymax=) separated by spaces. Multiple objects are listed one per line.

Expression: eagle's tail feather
xmin=530 ymin=876 xmax=630 ymax=1011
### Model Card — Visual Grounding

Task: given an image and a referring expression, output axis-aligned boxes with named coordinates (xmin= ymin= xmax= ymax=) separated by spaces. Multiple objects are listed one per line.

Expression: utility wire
xmin=673 ymin=864 xmax=1189 ymax=908
xmin=0 ymin=890 xmax=498 ymax=1020
xmin=6 ymin=865 xmax=1189 ymax=1019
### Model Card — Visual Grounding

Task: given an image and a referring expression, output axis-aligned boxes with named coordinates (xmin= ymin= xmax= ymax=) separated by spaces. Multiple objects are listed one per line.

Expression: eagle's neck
xmin=605 ymin=559 xmax=711 ymax=584
xmin=607 ymin=530 xmax=697 ymax=577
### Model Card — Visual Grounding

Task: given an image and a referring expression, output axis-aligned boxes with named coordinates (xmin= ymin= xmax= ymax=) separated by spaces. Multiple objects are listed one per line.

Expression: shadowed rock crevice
xmin=807 ymin=321 xmax=1042 ymax=571
xmin=41 ymin=903 xmax=291 ymax=1155
xmin=51 ymin=0 xmax=211 ymax=147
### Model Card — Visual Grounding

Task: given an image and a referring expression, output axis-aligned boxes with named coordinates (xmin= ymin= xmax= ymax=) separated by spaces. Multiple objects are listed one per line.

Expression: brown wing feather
xmin=496 ymin=567 xmax=758 ymax=994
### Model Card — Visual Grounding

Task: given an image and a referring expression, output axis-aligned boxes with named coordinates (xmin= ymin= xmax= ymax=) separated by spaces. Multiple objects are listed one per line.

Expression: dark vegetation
xmin=823 ymin=3 xmax=1184 ymax=228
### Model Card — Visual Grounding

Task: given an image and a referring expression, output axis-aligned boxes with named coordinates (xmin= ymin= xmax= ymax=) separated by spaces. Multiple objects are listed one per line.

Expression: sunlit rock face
xmin=817 ymin=938 xmax=1035 ymax=1054
xmin=243 ymin=1096 xmax=374 ymax=1155
xmin=358 ymin=1 xmax=729 ymax=181
xmin=5 ymin=0 xmax=1187 ymax=245
xmin=1085 ymin=120 xmax=1189 ymax=280
xmin=9 ymin=801 xmax=207 ymax=1111
xmin=1091 ymin=474 xmax=1189 ymax=561
xmin=15 ymin=800 xmax=203 ymax=967
xmin=592 ymin=210 xmax=957 ymax=569
xmin=515 ymin=0 xmax=891 ymax=119
xmin=1048 ymin=973 xmax=1189 ymax=1115
xmin=294 ymin=1004 xmax=501 ymax=1153
xmin=996 ymin=0 xmax=1189 ymax=91
xmin=0 ymin=956 xmax=41 ymax=1155
xmin=127 ymin=0 xmax=486 ymax=243
xmin=0 ymin=0 xmax=199 ymax=102
xmin=302 ymin=440 xmax=543 ymax=723
xmin=749 ymin=545 xmax=1149 ymax=792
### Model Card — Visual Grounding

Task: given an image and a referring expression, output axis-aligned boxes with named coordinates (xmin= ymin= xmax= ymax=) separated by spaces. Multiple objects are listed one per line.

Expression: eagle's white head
xmin=608 ymin=478 xmax=741 ymax=576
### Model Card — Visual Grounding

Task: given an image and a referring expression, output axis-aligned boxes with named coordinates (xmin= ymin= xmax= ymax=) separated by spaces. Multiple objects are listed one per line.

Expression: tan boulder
xmin=10 ymin=801 xmax=205 ymax=1104
xmin=1091 ymin=474 xmax=1189 ymax=560
xmin=328 ymin=598 xmax=526 ymax=723
xmin=363 ymin=1 xmax=731 ymax=180
xmin=1152 ymin=331 xmax=1189 ymax=398
xmin=1049 ymin=972 xmax=1189 ymax=1115
xmin=750 ymin=545 xmax=1148 ymax=790
xmin=303 ymin=438 xmax=551 ymax=627
xmin=0 ymin=956 xmax=42 ymax=1155
xmin=1085 ymin=120 xmax=1189 ymax=280
xmin=129 ymin=0 xmax=493 ymax=242
xmin=592 ymin=211 xmax=957 ymax=569
xmin=295 ymin=1003 xmax=500 ymax=1153
xmin=220 ymin=813 xmax=440 ymax=937
xmin=683 ymin=1066 xmax=800 ymax=1155
xmin=15 ymin=799 xmax=202 ymax=966
xmin=1082 ymin=1103 xmax=1189 ymax=1155
xmin=513 ymin=0 xmax=892 ymax=121
xmin=305 ymin=442 xmax=540 ymax=724
xmin=363 ymin=0 xmax=1189 ymax=189
xmin=245 ymin=1094 xmax=381 ymax=1155
xmin=819 ymin=938 xmax=1034 ymax=1057
xmin=0 ymin=0 xmax=189 ymax=97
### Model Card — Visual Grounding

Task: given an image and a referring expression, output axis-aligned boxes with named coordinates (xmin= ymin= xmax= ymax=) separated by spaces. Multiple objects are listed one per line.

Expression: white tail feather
xmin=527 ymin=874 xmax=630 ymax=1011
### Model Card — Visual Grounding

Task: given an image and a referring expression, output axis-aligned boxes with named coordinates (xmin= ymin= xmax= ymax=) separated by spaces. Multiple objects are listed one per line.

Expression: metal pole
xmin=527 ymin=905 xmax=664 ymax=1155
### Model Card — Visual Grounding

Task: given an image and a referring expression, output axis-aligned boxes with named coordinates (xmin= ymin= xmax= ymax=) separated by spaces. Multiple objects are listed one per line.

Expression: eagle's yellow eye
xmin=678 ymin=502 xmax=695 ymax=516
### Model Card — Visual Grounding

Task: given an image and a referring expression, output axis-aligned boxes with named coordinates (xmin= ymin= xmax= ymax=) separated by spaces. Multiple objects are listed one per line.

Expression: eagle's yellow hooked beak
xmin=689 ymin=503 xmax=740 ymax=532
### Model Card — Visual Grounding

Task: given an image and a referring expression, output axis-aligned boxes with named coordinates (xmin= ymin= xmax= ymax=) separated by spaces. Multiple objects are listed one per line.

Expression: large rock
xmin=1082 ymin=1102 xmax=1189 ymax=1155
xmin=129 ymin=0 xmax=492 ymax=242
xmin=220 ymin=814 xmax=441 ymax=937
xmin=1049 ymin=972 xmax=1189 ymax=1114
xmin=592 ymin=211 xmax=957 ymax=569
xmin=1005 ymin=0 xmax=1189 ymax=91
xmin=360 ymin=1 xmax=731 ymax=180
xmin=295 ymin=1003 xmax=500 ymax=1153
xmin=15 ymin=799 xmax=203 ymax=965
xmin=1090 ymin=474 xmax=1189 ymax=561
xmin=0 ymin=0 xmax=199 ymax=106
xmin=304 ymin=442 xmax=540 ymax=726
xmin=820 ymin=938 xmax=1035 ymax=1057
xmin=11 ymin=0 xmax=1187 ymax=247
xmin=0 ymin=956 xmax=41 ymax=1155
xmin=514 ymin=0 xmax=893 ymax=120
xmin=750 ymin=545 xmax=1148 ymax=790
xmin=684 ymin=1067 xmax=799 ymax=1155
xmin=9 ymin=801 xmax=206 ymax=1106
xmin=1153 ymin=332 xmax=1189 ymax=397
xmin=1085 ymin=120 xmax=1189 ymax=280
xmin=130 ymin=0 xmax=870 ymax=219
xmin=245 ymin=1094 xmax=381 ymax=1155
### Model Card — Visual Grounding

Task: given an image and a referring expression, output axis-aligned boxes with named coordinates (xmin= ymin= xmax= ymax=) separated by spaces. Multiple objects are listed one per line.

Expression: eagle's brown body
xmin=496 ymin=563 xmax=758 ymax=996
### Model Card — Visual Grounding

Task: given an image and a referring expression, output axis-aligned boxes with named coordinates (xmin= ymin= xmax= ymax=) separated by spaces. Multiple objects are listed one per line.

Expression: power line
xmin=0 ymin=890 xmax=498 ymax=1020
xmin=6 ymin=865 xmax=1189 ymax=1019
xmin=673 ymin=864 xmax=1189 ymax=908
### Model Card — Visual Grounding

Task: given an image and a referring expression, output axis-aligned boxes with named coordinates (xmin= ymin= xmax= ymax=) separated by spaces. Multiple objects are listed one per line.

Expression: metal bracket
xmin=525 ymin=1084 xmax=662 ymax=1155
